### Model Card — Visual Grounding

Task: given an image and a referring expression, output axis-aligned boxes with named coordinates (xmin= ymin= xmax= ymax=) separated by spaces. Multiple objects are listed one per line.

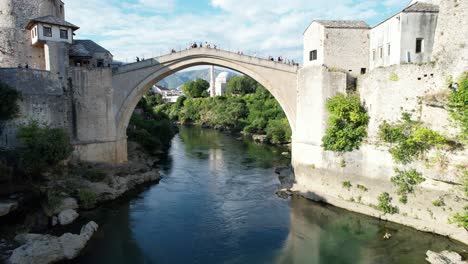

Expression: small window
xmin=387 ymin=43 xmax=391 ymax=56
xmin=60 ymin=5 xmax=63 ymax=14
xmin=43 ymin=26 xmax=52 ymax=37
xmin=60 ymin=29 xmax=68 ymax=39
xmin=372 ymin=49 xmax=376 ymax=61
xmin=97 ymin=59 xmax=104 ymax=67
xmin=416 ymin=38 xmax=424 ymax=53
xmin=379 ymin=47 xmax=383 ymax=58
xmin=309 ymin=50 xmax=317 ymax=61
xmin=361 ymin=68 xmax=367 ymax=75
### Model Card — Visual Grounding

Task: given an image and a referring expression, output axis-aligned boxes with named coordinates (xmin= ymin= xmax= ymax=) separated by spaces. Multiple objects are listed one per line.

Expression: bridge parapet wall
xmin=113 ymin=48 xmax=298 ymax=75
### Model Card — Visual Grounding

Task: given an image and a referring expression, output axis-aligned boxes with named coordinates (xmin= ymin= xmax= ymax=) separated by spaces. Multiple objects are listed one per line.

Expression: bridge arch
xmin=112 ymin=48 xmax=298 ymax=159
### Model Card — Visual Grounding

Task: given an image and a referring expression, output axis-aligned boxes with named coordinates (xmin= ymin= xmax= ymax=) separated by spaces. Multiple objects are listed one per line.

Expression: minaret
xmin=209 ymin=65 xmax=216 ymax=97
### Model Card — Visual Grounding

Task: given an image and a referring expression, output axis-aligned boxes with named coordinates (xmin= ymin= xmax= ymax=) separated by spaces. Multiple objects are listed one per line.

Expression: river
xmin=71 ymin=126 xmax=467 ymax=264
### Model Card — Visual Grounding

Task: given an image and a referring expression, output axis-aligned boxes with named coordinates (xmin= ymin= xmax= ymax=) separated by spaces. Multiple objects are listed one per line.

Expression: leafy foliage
xmin=447 ymin=72 xmax=468 ymax=140
xmin=391 ymin=168 xmax=425 ymax=204
xmin=78 ymin=189 xmax=97 ymax=209
xmin=182 ymin=79 xmax=210 ymax=98
xmin=0 ymin=81 xmax=22 ymax=120
xmin=357 ymin=184 xmax=368 ymax=192
xmin=83 ymin=168 xmax=107 ymax=182
xmin=152 ymin=79 xmax=292 ymax=144
xmin=16 ymin=121 xmax=73 ymax=176
xmin=322 ymin=94 xmax=369 ymax=152
xmin=127 ymin=111 xmax=175 ymax=154
xmin=47 ymin=190 xmax=64 ymax=211
xmin=227 ymin=76 xmax=260 ymax=95
xmin=342 ymin=181 xmax=352 ymax=190
xmin=379 ymin=113 xmax=450 ymax=164
xmin=449 ymin=206 xmax=468 ymax=229
xmin=377 ymin=192 xmax=399 ymax=214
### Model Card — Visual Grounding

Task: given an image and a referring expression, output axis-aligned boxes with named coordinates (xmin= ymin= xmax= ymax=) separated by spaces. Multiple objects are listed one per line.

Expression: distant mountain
xmin=157 ymin=68 xmax=239 ymax=89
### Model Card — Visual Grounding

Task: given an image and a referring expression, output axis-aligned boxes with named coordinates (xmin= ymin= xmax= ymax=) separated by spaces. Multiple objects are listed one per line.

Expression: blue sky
xmin=65 ymin=0 xmax=411 ymax=63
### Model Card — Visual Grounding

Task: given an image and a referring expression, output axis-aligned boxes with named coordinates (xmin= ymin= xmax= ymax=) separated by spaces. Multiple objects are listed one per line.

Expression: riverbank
xmin=0 ymin=141 xmax=167 ymax=263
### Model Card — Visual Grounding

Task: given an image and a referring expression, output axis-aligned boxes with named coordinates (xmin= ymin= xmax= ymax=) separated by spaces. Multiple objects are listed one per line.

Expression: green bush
xmin=377 ymin=192 xmax=399 ymax=214
xmin=265 ymin=118 xmax=291 ymax=144
xmin=78 ymin=189 xmax=97 ymax=209
xmin=379 ymin=113 xmax=450 ymax=164
xmin=127 ymin=112 xmax=175 ymax=154
xmin=357 ymin=184 xmax=368 ymax=192
xmin=0 ymin=82 xmax=22 ymax=121
xmin=391 ymin=168 xmax=425 ymax=204
xmin=83 ymin=168 xmax=107 ymax=182
xmin=322 ymin=94 xmax=369 ymax=152
xmin=448 ymin=72 xmax=468 ymax=140
xmin=449 ymin=207 xmax=468 ymax=229
xmin=47 ymin=190 xmax=64 ymax=211
xmin=17 ymin=122 xmax=73 ymax=175
xmin=432 ymin=198 xmax=445 ymax=207
xmin=342 ymin=181 xmax=352 ymax=190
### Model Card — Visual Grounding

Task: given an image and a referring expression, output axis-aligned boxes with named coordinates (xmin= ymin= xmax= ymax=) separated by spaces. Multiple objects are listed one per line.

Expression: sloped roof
xmin=69 ymin=40 xmax=111 ymax=58
xmin=403 ymin=2 xmax=439 ymax=12
xmin=26 ymin=15 xmax=79 ymax=30
xmin=313 ymin=20 xmax=370 ymax=29
xmin=372 ymin=1 xmax=439 ymax=28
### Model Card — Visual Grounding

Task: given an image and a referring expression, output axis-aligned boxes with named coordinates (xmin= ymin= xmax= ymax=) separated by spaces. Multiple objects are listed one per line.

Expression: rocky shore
xmin=0 ymin=142 xmax=163 ymax=263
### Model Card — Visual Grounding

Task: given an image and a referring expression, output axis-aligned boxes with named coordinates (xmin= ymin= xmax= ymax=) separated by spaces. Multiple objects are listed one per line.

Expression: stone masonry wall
xmin=0 ymin=68 xmax=71 ymax=148
xmin=0 ymin=0 xmax=64 ymax=69
xmin=432 ymin=0 xmax=468 ymax=76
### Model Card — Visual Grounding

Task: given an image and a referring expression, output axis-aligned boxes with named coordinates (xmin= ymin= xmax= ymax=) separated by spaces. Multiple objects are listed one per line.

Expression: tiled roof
xmin=26 ymin=15 xmax=79 ymax=30
xmin=69 ymin=40 xmax=111 ymax=58
xmin=403 ymin=2 xmax=439 ymax=12
xmin=313 ymin=20 xmax=370 ymax=29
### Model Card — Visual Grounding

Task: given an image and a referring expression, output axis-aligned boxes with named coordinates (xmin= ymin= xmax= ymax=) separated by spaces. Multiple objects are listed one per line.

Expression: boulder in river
xmin=43 ymin=197 xmax=78 ymax=216
xmin=9 ymin=221 xmax=98 ymax=264
xmin=426 ymin=250 xmax=467 ymax=264
xmin=58 ymin=209 xmax=79 ymax=225
xmin=0 ymin=201 xmax=18 ymax=217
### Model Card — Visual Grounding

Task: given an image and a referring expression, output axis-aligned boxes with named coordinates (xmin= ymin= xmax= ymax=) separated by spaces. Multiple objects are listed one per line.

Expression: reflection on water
xmin=73 ymin=127 xmax=466 ymax=264
xmin=277 ymin=196 xmax=467 ymax=264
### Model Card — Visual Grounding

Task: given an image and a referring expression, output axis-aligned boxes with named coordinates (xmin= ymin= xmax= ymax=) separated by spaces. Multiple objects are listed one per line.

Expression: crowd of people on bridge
xmin=135 ymin=42 xmax=299 ymax=66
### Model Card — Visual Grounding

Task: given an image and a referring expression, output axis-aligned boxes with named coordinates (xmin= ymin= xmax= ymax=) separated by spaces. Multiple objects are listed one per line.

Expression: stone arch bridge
xmin=73 ymin=48 xmax=299 ymax=163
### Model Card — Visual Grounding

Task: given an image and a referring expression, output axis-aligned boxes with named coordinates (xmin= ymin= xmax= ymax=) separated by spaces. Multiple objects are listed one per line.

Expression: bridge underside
xmin=73 ymin=48 xmax=298 ymax=163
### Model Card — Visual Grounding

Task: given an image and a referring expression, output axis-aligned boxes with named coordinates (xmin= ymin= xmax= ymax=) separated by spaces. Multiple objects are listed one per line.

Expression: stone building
xmin=303 ymin=20 xmax=370 ymax=76
xmin=69 ymin=40 xmax=113 ymax=67
xmin=0 ymin=0 xmax=76 ymax=72
xmin=303 ymin=1 xmax=440 ymax=74
xmin=369 ymin=2 xmax=439 ymax=69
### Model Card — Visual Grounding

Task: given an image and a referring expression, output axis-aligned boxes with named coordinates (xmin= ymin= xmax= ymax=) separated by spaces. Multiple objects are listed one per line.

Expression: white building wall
xmin=369 ymin=15 xmax=402 ymax=70
xmin=323 ymin=27 xmax=369 ymax=76
xmin=303 ymin=23 xmax=325 ymax=66
xmin=399 ymin=12 xmax=438 ymax=65
xmin=36 ymin=23 xmax=73 ymax=44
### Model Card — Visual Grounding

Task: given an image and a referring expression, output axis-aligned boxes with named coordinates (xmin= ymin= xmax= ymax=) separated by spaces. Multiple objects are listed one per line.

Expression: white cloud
xmin=64 ymin=0 xmax=408 ymax=63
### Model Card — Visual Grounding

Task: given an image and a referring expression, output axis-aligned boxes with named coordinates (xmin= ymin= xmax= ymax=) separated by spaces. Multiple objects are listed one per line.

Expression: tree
xmin=322 ymin=94 xmax=369 ymax=152
xmin=227 ymin=76 xmax=261 ymax=95
xmin=17 ymin=121 xmax=73 ymax=175
xmin=182 ymin=79 xmax=210 ymax=98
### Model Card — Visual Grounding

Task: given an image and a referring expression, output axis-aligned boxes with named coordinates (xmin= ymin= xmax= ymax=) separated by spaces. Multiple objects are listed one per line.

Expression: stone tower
xmin=0 ymin=0 xmax=65 ymax=69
